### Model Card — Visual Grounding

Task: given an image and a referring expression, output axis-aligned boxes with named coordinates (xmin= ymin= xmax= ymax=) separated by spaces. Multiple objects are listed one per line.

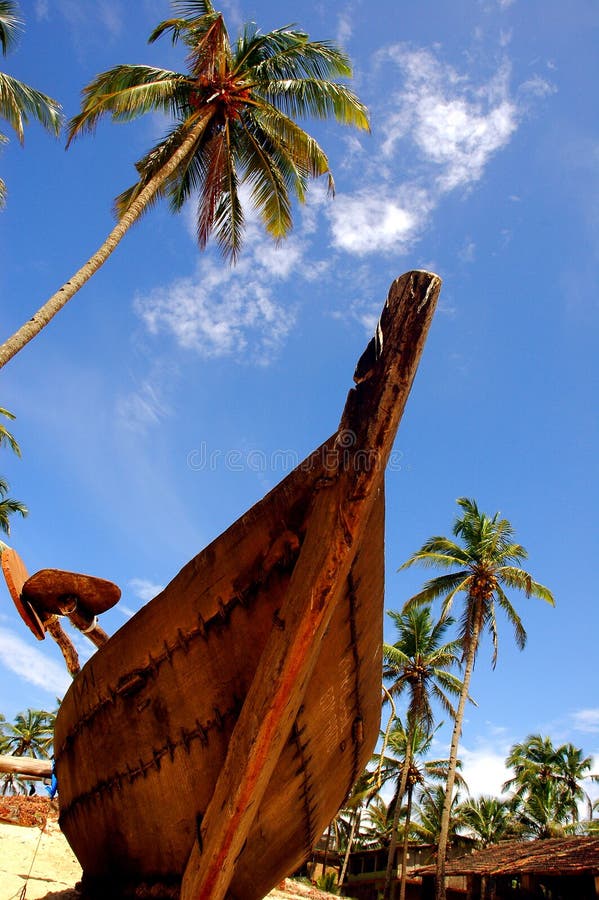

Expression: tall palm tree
xmin=401 ymin=498 xmax=554 ymax=900
xmin=0 ymin=0 xmax=62 ymax=205
xmin=382 ymin=606 xmax=463 ymax=900
xmin=0 ymin=0 xmax=369 ymax=368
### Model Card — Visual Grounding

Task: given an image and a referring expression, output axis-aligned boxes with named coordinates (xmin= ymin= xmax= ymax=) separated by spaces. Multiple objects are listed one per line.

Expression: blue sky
xmin=0 ymin=0 xmax=597 ymax=801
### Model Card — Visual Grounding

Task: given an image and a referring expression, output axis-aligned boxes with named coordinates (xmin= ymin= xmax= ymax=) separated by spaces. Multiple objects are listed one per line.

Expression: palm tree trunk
xmin=0 ymin=119 xmax=209 ymax=369
xmin=383 ymin=738 xmax=413 ymax=900
xmin=399 ymin=782 xmax=414 ymax=900
xmin=339 ymin=808 xmax=361 ymax=886
xmin=434 ymin=619 xmax=481 ymax=900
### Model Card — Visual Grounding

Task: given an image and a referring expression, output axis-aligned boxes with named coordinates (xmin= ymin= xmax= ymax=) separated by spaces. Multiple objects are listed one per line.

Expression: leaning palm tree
xmin=382 ymin=606 xmax=464 ymax=900
xmin=0 ymin=0 xmax=369 ymax=368
xmin=0 ymin=0 xmax=62 ymax=206
xmin=401 ymin=497 xmax=554 ymax=900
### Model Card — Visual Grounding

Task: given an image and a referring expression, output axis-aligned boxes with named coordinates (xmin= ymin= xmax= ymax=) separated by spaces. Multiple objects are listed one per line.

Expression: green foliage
xmin=383 ymin=605 xmax=464 ymax=731
xmin=0 ymin=406 xmax=27 ymax=535
xmin=316 ymin=871 xmax=339 ymax=893
xmin=0 ymin=708 xmax=56 ymax=795
xmin=0 ymin=1 xmax=62 ymax=205
xmin=67 ymin=1 xmax=369 ymax=262
xmin=457 ymin=795 xmax=518 ymax=847
xmin=401 ymin=497 xmax=555 ymax=667
xmin=503 ymin=733 xmax=598 ymax=837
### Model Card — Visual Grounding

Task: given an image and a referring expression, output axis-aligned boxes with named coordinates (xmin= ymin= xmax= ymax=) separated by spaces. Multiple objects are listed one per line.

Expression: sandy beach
xmin=0 ymin=796 xmax=337 ymax=900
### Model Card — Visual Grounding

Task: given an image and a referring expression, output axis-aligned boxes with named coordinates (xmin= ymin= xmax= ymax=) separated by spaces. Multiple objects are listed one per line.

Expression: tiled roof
xmin=413 ymin=837 xmax=599 ymax=877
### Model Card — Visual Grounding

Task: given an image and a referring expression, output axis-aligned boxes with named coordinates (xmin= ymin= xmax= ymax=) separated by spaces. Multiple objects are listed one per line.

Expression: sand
xmin=0 ymin=797 xmax=337 ymax=900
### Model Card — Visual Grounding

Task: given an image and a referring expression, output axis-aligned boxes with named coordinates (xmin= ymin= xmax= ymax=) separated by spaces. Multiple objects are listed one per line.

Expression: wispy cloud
xmin=571 ymin=708 xmax=599 ymax=734
xmin=117 ymin=378 xmax=172 ymax=433
xmin=134 ymin=204 xmax=303 ymax=364
xmin=329 ymin=45 xmax=520 ymax=258
xmin=133 ymin=40 xmax=542 ymax=355
xmin=129 ymin=577 xmax=164 ymax=604
xmin=0 ymin=627 xmax=71 ymax=697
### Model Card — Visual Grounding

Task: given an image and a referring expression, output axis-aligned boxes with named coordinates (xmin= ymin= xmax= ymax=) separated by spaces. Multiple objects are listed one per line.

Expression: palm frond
xmin=0 ymin=72 xmax=61 ymax=143
xmin=67 ymin=66 xmax=184 ymax=144
xmin=236 ymin=118 xmax=292 ymax=240
xmin=494 ymin=584 xmax=527 ymax=651
xmin=0 ymin=0 xmax=21 ymax=56
xmin=171 ymin=0 xmax=216 ymax=17
xmin=195 ymin=120 xmax=243 ymax=260
xmin=247 ymin=102 xmax=331 ymax=185
xmin=247 ymin=32 xmax=354 ymax=81
xmin=402 ymin=572 xmax=471 ymax=614
xmin=260 ymin=78 xmax=369 ymax=130
xmin=0 ymin=406 xmax=20 ymax=455
xmin=498 ymin=565 xmax=555 ymax=605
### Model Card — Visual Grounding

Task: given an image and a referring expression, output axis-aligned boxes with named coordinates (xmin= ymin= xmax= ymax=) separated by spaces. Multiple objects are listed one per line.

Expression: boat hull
xmin=55 ymin=440 xmax=384 ymax=898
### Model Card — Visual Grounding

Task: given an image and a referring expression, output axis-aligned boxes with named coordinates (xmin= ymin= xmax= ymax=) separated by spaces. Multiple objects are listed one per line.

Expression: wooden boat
xmin=5 ymin=271 xmax=441 ymax=899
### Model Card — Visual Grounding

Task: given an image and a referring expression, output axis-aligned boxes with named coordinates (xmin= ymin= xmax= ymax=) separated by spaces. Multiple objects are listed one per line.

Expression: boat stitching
xmin=55 ymin=536 xmax=303 ymax=759
xmin=59 ymin=698 xmax=242 ymax=821
xmin=290 ymin=712 xmax=318 ymax=857
xmin=346 ymin=570 xmax=366 ymax=798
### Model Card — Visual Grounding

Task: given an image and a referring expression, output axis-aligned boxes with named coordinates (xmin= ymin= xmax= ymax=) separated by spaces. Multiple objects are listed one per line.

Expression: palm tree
xmin=411 ymin=783 xmax=466 ymax=848
xmin=504 ymin=734 xmax=598 ymax=826
xmin=382 ymin=606 xmax=463 ymax=900
xmin=1 ymin=708 xmax=54 ymax=757
xmin=509 ymin=778 xmax=575 ymax=839
xmin=0 ymin=407 xmax=27 ymax=535
xmin=0 ymin=0 xmax=369 ymax=368
xmin=457 ymin=795 xmax=517 ymax=848
xmin=0 ymin=476 xmax=26 ymax=534
xmin=0 ymin=708 xmax=54 ymax=794
xmin=0 ymin=0 xmax=62 ymax=205
xmin=401 ymin=497 xmax=554 ymax=900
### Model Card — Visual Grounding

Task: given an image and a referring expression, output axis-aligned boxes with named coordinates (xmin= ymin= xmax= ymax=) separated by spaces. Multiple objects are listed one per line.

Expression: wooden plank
xmin=0 ymin=755 xmax=53 ymax=778
xmin=180 ymin=270 xmax=440 ymax=900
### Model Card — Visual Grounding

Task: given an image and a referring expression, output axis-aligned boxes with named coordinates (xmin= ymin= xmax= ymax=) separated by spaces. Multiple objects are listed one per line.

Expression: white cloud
xmin=117 ymin=379 xmax=171 ymax=432
xmin=329 ymin=194 xmax=418 ymax=255
xmin=336 ymin=12 xmax=353 ymax=47
xmin=380 ymin=49 xmax=518 ymax=192
xmin=571 ymin=708 xmax=599 ymax=734
xmin=0 ymin=627 xmax=71 ymax=697
xmin=34 ymin=1 xmax=49 ymax=20
xmin=129 ymin=578 xmax=164 ymax=604
xmin=459 ymin=734 xmax=512 ymax=799
xmin=135 ymin=262 xmax=295 ymax=363
xmin=329 ymin=45 xmax=521 ymax=258
xmin=329 ymin=185 xmax=433 ymax=256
